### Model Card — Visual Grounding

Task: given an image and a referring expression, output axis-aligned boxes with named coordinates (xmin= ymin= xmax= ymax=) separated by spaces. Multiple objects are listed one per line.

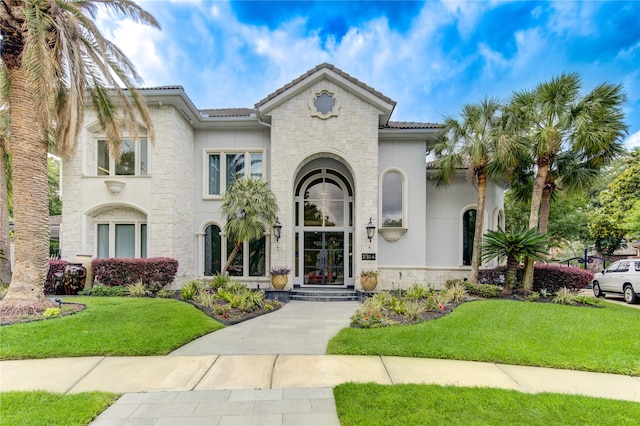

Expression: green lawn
xmin=0 ymin=297 xmax=223 ymax=359
xmin=334 ymin=383 xmax=640 ymax=426
xmin=327 ymin=299 xmax=640 ymax=376
xmin=0 ymin=391 xmax=119 ymax=426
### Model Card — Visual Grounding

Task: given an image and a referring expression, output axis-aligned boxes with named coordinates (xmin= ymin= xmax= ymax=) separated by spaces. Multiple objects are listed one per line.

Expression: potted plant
xmin=270 ymin=266 xmax=291 ymax=290
xmin=360 ymin=270 xmax=380 ymax=291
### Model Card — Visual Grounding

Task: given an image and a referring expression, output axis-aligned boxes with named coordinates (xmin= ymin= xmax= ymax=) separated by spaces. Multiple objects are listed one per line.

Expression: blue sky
xmin=98 ymin=0 xmax=640 ymax=149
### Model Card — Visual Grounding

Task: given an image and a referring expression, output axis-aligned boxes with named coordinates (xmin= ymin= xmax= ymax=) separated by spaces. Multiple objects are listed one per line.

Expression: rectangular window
xmin=226 ymin=153 xmax=245 ymax=187
xmin=249 ymin=237 xmax=266 ymax=276
xmin=227 ymin=240 xmax=243 ymax=276
xmin=97 ymin=224 xmax=109 ymax=258
xmin=204 ymin=150 xmax=265 ymax=197
xmin=97 ymin=141 xmax=110 ymax=175
xmin=250 ymin=153 xmax=263 ymax=180
xmin=96 ymin=138 xmax=148 ymax=176
xmin=140 ymin=224 xmax=147 ymax=258
xmin=208 ymin=154 xmax=221 ymax=195
xmin=96 ymin=223 xmax=146 ymax=259
xmin=115 ymin=224 xmax=135 ymax=258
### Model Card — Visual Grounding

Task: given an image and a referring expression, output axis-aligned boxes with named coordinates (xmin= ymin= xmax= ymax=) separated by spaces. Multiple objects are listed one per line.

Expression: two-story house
xmin=61 ymin=63 xmax=504 ymax=290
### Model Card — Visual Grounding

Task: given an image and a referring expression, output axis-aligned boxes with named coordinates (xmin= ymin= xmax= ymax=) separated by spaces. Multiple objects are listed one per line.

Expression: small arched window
xmin=382 ymin=171 xmax=404 ymax=228
xmin=462 ymin=209 xmax=476 ymax=266
xmin=204 ymin=224 xmax=222 ymax=276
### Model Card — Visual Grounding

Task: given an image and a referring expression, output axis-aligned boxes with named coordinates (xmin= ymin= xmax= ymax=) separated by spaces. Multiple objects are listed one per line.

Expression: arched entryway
xmin=294 ymin=164 xmax=354 ymax=287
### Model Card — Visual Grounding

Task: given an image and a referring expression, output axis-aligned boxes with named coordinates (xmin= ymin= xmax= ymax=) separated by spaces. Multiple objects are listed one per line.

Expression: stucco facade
xmin=60 ymin=63 xmax=504 ymax=290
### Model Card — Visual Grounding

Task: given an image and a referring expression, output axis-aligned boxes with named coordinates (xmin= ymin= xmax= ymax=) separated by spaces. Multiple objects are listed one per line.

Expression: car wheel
xmin=592 ymin=282 xmax=603 ymax=298
xmin=623 ymin=285 xmax=638 ymax=304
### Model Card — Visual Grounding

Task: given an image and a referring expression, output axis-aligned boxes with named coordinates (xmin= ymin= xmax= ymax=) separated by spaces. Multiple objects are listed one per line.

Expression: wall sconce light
xmin=366 ymin=217 xmax=376 ymax=242
xmin=273 ymin=217 xmax=282 ymax=242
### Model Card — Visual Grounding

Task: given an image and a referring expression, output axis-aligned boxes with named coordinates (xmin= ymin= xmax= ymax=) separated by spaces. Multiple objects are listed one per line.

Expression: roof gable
xmin=255 ymin=63 xmax=396 ymax=125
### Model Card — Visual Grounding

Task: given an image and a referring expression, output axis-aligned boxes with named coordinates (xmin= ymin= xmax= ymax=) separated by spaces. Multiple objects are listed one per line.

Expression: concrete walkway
xmin=170 ymin=301 xmax=360 ymax=355
xmin=2 ymin=300 xmax=639 ymax=425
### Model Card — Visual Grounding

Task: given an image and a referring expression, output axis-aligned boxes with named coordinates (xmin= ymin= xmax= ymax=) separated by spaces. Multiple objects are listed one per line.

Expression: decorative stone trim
xmin=379 ymin=227 xmax=407 ymax=243
xmin=309 ymin=90 xmax=340 ymax=119
xmin=104 ymin=179 xmax=126 ymax=196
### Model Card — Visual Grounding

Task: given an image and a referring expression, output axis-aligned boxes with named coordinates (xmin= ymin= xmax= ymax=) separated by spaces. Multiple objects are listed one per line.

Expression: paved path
xmin=170 ymin=301 xmax=360 ymax=355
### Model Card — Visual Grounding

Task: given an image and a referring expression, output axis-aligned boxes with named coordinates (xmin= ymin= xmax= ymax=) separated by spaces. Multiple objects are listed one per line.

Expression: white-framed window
xmin=97 ymin=138 xmax=148 ymax=176
xmin=97 ymin=222 xmax=147 ymax=258
xmin=203 ymin=150 xmax=264 ymax=198
xmin=202 ymin=223 xmax=267 ymax=277
xmin=380 ymin=168 xmax=408 ymax=228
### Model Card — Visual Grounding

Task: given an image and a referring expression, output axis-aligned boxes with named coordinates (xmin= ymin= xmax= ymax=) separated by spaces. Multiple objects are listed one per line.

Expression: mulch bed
xmin=0 ymin=302 xmax=86 ymax=326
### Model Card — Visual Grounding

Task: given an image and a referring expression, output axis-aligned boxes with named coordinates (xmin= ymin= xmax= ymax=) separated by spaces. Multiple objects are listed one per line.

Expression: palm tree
xmin=221 ymin=177 xmax=278 ymax=274
xmin=0 ymin=108 xmax=11 ymax=284
xmin=481 ymin=228 xmax=548 ymax=294
xmin=0 ymin=1 xmax=159 ymax=316
xmin=509 ymin=73 xmax=627 ymax=290
xmin=434 ymin=98 xmax=522 ymax=283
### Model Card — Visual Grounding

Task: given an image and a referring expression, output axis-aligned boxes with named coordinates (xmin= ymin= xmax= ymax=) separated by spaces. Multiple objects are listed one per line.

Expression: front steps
xmin=289 ymin=287 xmax=358 ymax=302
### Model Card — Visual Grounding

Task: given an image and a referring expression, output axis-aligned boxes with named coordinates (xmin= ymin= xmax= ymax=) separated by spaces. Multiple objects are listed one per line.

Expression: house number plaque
xmin=361 ymin=253 xmax=376 ymax=261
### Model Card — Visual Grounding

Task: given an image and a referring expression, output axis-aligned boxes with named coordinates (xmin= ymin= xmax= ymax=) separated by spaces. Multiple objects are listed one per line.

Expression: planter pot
xmin=73 ymin=254 xmax=94 ymax=288
xmin=360 ymin=275 xmax=378 ymax=291
xmin=271 ymin=274 xmax=288 ymax=290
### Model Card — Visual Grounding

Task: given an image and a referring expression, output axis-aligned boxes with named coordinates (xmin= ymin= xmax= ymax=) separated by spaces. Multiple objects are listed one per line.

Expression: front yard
xmin=0 ymin=297 xmax=222 ymax=359
xmin=328 ymin=299 xmax=640 ymax=376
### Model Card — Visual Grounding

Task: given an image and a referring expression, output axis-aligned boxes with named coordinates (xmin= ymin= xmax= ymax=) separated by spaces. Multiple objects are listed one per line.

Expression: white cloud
xmin=624 ymin=130 xmax=640 ymax=150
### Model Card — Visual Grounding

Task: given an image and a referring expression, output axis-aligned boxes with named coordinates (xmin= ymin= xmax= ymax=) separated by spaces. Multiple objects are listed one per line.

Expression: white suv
xmin=592 ymin=258 xmax=640 ymax=304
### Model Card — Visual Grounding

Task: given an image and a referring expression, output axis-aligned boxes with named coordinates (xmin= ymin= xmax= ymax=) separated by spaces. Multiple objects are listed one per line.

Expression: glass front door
xmin=303 ymin=232 xmax=344 ymax=285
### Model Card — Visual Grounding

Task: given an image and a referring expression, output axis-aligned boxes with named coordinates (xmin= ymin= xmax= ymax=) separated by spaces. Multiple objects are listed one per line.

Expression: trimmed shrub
xmin=46 ymin=260 xmax=68 ymax=294
xmin=447 ymin=279 xmax=501 ymax=298
xmin=80 ymin=285 xmax=129 ymax=297
xmin=479 ymin=265 xmax=593 ymax=293
xmin=92 ymin=257 xmax=179 ymax=291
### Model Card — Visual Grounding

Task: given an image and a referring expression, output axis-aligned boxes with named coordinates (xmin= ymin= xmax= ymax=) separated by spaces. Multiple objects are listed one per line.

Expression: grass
xmin=0 ymin=297 xmax=223 ymax=359
xmin=334 ymin=383 xmax=640 ymax=426
xmin=0 ymin=391 xmax=119 ymax=426
xmin=327 ymin=299 xmax=640 ymax=376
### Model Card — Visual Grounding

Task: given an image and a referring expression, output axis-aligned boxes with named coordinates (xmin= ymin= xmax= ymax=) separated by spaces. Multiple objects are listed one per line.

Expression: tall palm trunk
xmin=470 ymin=172 xmax=487 ymax=283
xmin=538 ymin=185 xmax=553 ymax=234
xmin=522 ymin=159 xmax=551 ymax=290
xmin=0 ymin=68 xmax=54 ymax=315
xmin=222 ymin=241 xmax=242 ymax=274
xmin=0 ymin=145 xmax=12 ymax=284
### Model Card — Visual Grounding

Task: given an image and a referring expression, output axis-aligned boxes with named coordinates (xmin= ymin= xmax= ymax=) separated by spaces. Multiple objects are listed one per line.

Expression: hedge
xmin=92 ymin=257 xmax=179 ymax=292
xmin=479 ymin=264 xmax=593 ymax=292
xmin=45 ymin=260 xmax=68 ymax=294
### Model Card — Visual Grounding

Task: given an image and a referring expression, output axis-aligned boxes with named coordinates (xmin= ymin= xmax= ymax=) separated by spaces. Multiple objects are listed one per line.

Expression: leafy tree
xmin=434 ymin=98 xmax=522 ymax=283
xmin=48 ymin=156 xmax=61 ymax=216
xmin=221 ymin=177 xmax=278 ymax=274
xmin=0 ymin=0 xmax=159 ymax=316
xmin=505 ymin=188 xmax=590 ymax=249
xmin=589 ymin=150 xmax=640 ymax=254
xmin=508 ymin=73 xmax=627 ymax=290
xmin=481 ymin=228 xmax=548 ymax=294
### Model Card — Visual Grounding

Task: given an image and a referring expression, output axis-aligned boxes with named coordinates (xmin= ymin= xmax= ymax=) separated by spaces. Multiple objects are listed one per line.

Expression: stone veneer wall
xmin=378 ymin=267 xmax=472 ymax=290
xmin=147 ymin=106 xmax=195 ymax=286
xmin=61 ymin=105 xmax=195 ymax=287
xmin=267 ymin=80 xmax=381 ymax=284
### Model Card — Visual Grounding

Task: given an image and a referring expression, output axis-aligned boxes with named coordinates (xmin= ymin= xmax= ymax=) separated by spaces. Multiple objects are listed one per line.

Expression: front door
xmin=303 ymin=232 xmax=344 ymax=285
xmin=294 ymin=167 xmax=354 ymax=287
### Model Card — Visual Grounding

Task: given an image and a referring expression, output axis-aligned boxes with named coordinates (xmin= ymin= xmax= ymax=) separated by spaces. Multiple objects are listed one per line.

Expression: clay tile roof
xmin=256 ymin=62 xmax=396 ymax=108
xmin=385 ymin=121 xmax=443 ymax=129
xmin=200 ymin=108 xmax=255 ymax=118
xmin=138 ymin=85 xmax=185 ymax=91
